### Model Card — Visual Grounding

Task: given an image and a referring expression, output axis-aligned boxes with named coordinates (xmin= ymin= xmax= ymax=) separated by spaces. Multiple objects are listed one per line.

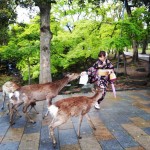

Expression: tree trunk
xmin=39 ymin=4 xmax=52 ymax=83
xmin=142 ymin=37 xmax=148 ymax=54
xmin=122 ymin=52 xmax=127 ymax=75
xmin=27 ymin=57 xmax=31 ymax=85
xmin=132 ymin=40 xmax=139 ymax=63
xmin=148 ymin=54 xmax=150 ymax=78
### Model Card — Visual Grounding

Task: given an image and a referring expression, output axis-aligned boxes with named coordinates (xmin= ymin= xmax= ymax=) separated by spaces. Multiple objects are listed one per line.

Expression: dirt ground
xmin=113 ymin=55 xmax=150 ymax=91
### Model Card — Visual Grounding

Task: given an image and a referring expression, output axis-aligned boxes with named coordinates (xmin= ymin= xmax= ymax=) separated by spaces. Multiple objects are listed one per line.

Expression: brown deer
xmin=9 ymin=73 xmax=79 ymax=125
xmin=1 ymin=81 xmax=38 ymax=119
xmin=48 ymin=89 xmax=102 ymax=147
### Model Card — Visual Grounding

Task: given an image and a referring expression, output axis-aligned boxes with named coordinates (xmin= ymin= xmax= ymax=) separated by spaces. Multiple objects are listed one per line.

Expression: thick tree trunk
xmin=132 ymin=40 xmax=139 ymax=63
xmin=39 ymin=4 xmax=52 ymax=83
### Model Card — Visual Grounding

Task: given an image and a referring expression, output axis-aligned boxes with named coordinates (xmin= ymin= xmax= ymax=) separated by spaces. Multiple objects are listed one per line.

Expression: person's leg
xmin=97 ymin=88 xmax=106 ymax=104
xmin=94 ymin=88 xmax=106 ymax=109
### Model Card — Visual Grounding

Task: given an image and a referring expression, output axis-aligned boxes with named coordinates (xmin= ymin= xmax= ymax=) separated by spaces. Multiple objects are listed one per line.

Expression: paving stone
xmin=0 ymin=122 xmax=10 ymax=136
xmin=100 ymin=118 xmax=123 ymax=132
xmin=73 ymin=120 xmax=93 ymax=136
xmin=18 ymin=133 xmax=40 ymax=150
xmin=12 ymin=116 xmax=27 ymax=128
xmin=0 ymin=115 xmax=10 ymax=123
xmin=112 ymin=130 xmax=139 ymax=148
xmin=0 ymin=141 xmax=19 ymax=150
xmin=0 ymin=90 xmax=150 ymax=150
xmin=133 ymin=101 xmax=150 ymax=113
xmin=125 ymin=146 xmax=145 ymax=150
xmin=122 ymin=123 xmax=150 ymax=150
xmin=24 ymin=120 xmax=41 ymax=134
xmin=94 ymin=125 xmax=114 ymax=141
xmin=130 ymin=117 xmax=150 ymax=128
xmin=88 ymin=112 xmax=104 ymax=127
xmin=79 ymin=134 xmax=102 ymax=150
xmin=60 ymin=144 xmax=81 ymax=150
xmin=100 ymin=139 xmax=124 ymax=150
xmin=0 ymin=136 xmax=3 ymax=143
xmin=39 ymin=125 xmax=59 ymax=150
xmin=59 ymin=118 xmax=74 ymax=130
xmin=59 ymin=128 xmax=78 ymax=146
xmin=137 ymin=112 xmax=150 ymax=121
xmin=2 ymin=127 xmax=24 ymax=143
xmin=142 ymin=127 xmax=150 ymax=135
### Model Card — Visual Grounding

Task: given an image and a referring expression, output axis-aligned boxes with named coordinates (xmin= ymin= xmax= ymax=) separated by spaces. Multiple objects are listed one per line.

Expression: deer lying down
xmin=48 ymin=89 xmax=102 ymax=147
xmin=9 ymin=73 xmax=79 ymax=125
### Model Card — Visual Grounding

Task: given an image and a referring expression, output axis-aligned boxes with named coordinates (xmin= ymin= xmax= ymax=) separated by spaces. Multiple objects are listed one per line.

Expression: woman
xmin=81 ymin=51 xmax=114 ymax=109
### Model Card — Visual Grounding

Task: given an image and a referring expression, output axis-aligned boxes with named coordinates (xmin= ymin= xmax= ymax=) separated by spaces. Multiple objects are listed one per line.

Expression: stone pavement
xmin=0 ymin=89 xmax=150 ymax=150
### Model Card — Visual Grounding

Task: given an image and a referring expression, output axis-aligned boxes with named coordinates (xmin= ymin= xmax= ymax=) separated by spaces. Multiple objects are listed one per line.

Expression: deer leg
xmin=1 ymin=92 xmax=6 ymax=109
xmin=27 ymin=106 xmax=39 ymax=114
xmin=43 ymin=98 xmax=52 ymax=119
xmin=78 ymin=115 xmax=83 ymax=139
xmin=9 ymin=102 xmax=23 ymax=125
xmin=7 ymin=102 xmax=21 ymax=117
xmin=43 ymin=110 xmax=49 ymax=119
xmin=32 ymin=106 xmax=39 ymax=114
xmin=25 ymin=112 xmax=35 ymax=123
xmin=9 ymin=107 xmax=16 ymax=125
xmin=23 ymin=103 xmax=35 ymax=123
xmin=6 ymin=102 xmax=11 ymax=115
xmin=49 ymin=116 xmax=68 ymax=148
xmin=85 ymin=114 xmax=96 ymax=130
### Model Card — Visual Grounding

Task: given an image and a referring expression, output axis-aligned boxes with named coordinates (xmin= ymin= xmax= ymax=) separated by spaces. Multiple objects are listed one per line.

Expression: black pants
xmin=97 ymin=88 xmax=106 ymax=104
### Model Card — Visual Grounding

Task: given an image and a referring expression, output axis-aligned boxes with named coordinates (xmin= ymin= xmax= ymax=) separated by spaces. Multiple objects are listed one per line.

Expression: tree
xmin=119 ymin=0 xmax=150 ymax=62
xmin=0 ymin=0 xmax=17 ymax=45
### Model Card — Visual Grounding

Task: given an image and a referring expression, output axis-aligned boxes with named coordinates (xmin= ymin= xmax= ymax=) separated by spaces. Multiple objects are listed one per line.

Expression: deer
xmin=48 ymin=89 xmax=102 ymax=147
xmin=9 ymin=73 xmax=79 ymax=125
xmin=1 ymin=81 xmax=38 ymax=118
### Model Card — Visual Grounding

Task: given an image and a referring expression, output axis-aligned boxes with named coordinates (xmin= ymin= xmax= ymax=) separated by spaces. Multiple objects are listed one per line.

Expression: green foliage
xmin=0 ymin=0 xmax=17 ymax=45
xmin=0 ymin=0 xmax=149 ymax=81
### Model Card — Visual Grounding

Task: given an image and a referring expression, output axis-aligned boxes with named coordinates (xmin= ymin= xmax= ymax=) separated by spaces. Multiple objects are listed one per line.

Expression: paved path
xmin=124 ymin=52 xmax=150 ymax=61
xmin=0 ymin=90 xmax=150 ymax=150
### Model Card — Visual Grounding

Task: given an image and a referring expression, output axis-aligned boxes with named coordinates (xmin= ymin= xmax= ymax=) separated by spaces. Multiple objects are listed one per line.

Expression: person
xmin=81 ymin=50 xmax=114 ymax=109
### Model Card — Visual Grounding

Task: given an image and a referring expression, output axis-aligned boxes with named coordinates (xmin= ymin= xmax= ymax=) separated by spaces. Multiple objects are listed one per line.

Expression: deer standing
xmin=9 ymin=73 xmax=79 ymax=125
xmin=48 ymin=89 xmax=102 ymax=147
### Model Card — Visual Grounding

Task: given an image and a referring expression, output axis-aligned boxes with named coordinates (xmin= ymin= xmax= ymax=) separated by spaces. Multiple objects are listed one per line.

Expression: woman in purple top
xmin=81 ymin=51 xmax=114 ymax=109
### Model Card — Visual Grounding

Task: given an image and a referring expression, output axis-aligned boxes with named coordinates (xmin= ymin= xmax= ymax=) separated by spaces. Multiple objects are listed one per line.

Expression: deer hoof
xmin=53 ymin=142 xmax=57 ymax=148
xmin=10 ymin=122 xmax=15 ymax=126
xmin=29 ymin=120 xmax=36 ymax=124
xmin=43 ymin=115 xmax=46 ymax=119
xmin=78 ymin=136 xmax=82 ymax=139
xmin=31 ymin=121 xmax=36 ymax=124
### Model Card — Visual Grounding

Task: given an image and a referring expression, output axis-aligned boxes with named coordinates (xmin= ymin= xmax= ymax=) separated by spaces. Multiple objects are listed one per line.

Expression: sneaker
xmin=94 ymin=102 xmax=100 ymax=109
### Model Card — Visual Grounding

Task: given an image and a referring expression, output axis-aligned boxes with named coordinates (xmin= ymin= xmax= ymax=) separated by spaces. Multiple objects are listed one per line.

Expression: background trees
xmin=0 ymin=0 xmax=149 ymax=83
